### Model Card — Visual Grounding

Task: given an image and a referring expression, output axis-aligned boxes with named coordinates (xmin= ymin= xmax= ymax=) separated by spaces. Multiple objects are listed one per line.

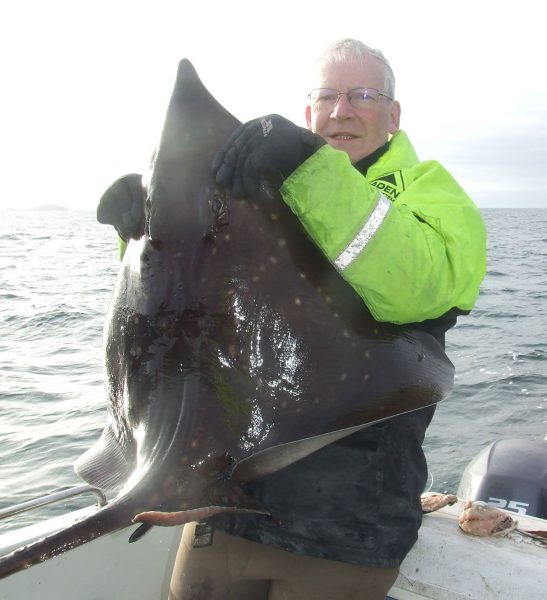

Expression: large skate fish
xmin=0 ymin=59 xmax=454 ymax=578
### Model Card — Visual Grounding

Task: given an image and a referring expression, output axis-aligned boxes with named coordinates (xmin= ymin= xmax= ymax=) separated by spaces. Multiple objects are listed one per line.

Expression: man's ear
xmin=389 ymin=101 xmax=401 ymax=134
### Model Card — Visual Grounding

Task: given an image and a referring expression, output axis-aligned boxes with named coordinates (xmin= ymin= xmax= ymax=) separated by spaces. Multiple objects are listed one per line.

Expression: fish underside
xmin=0 ymin=59 xmax=454 ymax=579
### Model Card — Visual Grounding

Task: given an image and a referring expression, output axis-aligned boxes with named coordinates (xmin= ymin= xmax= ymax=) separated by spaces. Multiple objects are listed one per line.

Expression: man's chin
xmin=326 ymin=138 xmax=361 ymax=161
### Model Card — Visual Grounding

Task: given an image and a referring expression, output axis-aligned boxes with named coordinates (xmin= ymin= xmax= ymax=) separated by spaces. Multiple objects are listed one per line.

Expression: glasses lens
xmin=309 ymin=88 xmax=339 ymax=110
xmin=348 ymin=88 xmax=380 ymax=109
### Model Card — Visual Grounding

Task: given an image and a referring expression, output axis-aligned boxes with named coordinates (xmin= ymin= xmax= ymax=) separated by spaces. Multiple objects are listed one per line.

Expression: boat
xmin=1 ymin=438 xmax=546 ymax=599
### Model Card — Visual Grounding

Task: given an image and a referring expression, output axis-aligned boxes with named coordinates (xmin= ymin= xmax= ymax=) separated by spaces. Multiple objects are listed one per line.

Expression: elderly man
xmin=100 ymin=39 xmax=485 ymax=600
xmin=165 ymin=39 xmax=486 ymax=599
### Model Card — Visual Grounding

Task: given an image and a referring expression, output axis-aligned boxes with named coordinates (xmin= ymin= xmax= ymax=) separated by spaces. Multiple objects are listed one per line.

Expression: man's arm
xmin=213 ymin=118 xmax=486 ymax=325
xmin=281 ymin=144 xmax=486 ymax=324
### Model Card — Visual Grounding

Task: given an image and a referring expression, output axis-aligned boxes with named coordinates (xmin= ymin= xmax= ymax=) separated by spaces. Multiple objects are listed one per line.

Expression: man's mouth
xmin=330 ymin=134 xmax=357 ymax=141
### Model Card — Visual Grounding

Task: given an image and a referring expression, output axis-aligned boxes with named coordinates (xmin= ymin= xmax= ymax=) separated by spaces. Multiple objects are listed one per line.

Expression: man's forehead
xmin=316 ymin=58 xmax=384 ymax=87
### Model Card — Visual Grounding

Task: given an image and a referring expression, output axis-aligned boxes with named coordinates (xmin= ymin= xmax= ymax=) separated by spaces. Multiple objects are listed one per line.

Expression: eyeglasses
xmin=308 ymin=87 xmax=393 ymax=110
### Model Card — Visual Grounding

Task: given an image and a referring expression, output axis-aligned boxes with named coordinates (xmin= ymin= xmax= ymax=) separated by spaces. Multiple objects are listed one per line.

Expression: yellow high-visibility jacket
xmin=280 ymin=130 xmax=487 ymax=324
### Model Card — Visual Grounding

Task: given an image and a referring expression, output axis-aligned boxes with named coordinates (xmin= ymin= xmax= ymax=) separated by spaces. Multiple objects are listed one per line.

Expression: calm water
xmin=0 ymin=207 xmax=546 ymax=531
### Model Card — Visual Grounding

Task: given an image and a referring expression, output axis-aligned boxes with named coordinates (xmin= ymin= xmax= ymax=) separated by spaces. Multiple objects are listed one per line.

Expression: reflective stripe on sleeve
xmin=333 ymin=194 xmax=391 ymax=272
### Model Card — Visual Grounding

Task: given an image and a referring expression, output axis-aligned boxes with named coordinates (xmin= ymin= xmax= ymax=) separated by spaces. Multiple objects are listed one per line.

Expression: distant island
xmin=29 ymin=204 xmax=69 ymax=211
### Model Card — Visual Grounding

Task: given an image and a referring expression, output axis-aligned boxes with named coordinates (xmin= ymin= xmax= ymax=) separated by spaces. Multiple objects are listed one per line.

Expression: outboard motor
xmin=457 ymin=438 xmax=547 ymax=519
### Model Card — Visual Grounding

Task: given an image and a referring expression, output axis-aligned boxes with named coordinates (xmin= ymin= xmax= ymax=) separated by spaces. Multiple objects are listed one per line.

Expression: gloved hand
xmin=97 ymin=173 xmax=145 ymax=241
xmin=212 ymin=114 xmax=325 ymax=198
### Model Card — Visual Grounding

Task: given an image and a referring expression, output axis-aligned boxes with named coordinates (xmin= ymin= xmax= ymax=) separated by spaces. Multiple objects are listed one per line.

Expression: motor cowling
xmin=457 ymin=438 xmax=547 ymax=519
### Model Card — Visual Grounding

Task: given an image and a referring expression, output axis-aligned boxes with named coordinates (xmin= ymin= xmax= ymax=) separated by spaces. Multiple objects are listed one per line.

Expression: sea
xmin=0 ymin=207 xmax=546 ymax=533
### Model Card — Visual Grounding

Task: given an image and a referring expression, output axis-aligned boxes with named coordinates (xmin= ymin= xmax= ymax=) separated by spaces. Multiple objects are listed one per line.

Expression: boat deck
xmin=0 ymin=499 xmax=546 ymax=599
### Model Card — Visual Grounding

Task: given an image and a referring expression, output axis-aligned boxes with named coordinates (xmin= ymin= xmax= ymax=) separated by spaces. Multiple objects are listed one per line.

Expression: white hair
xmin=316 ymin=38 xmax=396 ymax=98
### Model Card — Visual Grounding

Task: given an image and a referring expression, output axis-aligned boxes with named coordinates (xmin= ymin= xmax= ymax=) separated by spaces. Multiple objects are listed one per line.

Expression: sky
xmin=1 ymin=0 xmax=546 ymax=211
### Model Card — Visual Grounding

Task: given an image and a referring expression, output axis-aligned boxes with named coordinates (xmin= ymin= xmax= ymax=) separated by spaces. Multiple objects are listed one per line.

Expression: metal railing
xmin=0 ymin=485 xmax=107 ymax=521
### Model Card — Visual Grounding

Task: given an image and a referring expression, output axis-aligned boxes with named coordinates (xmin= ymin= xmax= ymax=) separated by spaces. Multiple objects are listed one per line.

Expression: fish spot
xmin=364 ymin=351 xmax=370 ymax=359
xmin=269 ymin=256 xmax=278 ymax=264
xmin=294 ymin=297 xmax=301 ymax=306
xmin=340 ymin=373 xmax=348 ymax=382
xmin=211 ymin=246 xmax=218 ymax=256
xmin=224 ymin=233 xmax=231 ymax=242
xmin=252 ymin=275 xmax=260 ymax=283
xmin=343 ymin=330 xmax=349 ymax=338
xmin=325 ymin=295 xmax=332 ymax=304
xmin=191 ymin=439 xmax=199 ymax=449
xmin=278 ymin=238 xmax=287 ymax=247
xmin=270 ymin=213 xmax=278 ymax=221
xmin=363 ymin=373 xmax=370 ymax=381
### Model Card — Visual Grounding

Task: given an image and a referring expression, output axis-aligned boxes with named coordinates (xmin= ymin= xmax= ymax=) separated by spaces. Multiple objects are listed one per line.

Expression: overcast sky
xmin=1 ymin=0 xmax=546 ymax=211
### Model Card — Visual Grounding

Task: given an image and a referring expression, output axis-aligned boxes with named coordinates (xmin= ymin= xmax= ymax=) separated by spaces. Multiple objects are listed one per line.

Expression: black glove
xmin=97 ymin=173 xmax=145 ymax=241
xmin=212 ymin=114 xmax=325 ymax=198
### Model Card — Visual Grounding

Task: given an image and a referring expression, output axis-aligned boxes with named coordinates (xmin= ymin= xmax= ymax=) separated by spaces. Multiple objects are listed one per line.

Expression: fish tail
xmin=0 ymin=500 xmax=135 ymax=580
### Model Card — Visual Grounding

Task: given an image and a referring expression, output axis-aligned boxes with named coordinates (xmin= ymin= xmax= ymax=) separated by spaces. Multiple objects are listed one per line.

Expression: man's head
xmin=306 ymin=39 xmax=401 ymax=164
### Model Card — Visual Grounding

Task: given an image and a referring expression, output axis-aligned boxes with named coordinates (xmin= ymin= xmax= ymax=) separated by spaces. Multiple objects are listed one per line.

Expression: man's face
xmin=306 ymin=58 xmax=401 ymax=164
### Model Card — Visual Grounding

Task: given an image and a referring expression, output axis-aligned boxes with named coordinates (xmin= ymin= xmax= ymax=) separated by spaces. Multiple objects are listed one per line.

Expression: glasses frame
xmin=308 ymin=87 xmax=394 ymax=110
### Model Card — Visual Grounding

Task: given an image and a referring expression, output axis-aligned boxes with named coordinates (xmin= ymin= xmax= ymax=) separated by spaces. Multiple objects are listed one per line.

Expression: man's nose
xmin=330 ymin=93 xmax=353 ymax=118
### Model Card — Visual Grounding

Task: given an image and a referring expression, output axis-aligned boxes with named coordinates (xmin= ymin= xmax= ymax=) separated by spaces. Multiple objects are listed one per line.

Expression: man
xmin=100 ymin=39 xmax=486 ymax=599
xmin=166 ymin=39 xmax=486 ymax=599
